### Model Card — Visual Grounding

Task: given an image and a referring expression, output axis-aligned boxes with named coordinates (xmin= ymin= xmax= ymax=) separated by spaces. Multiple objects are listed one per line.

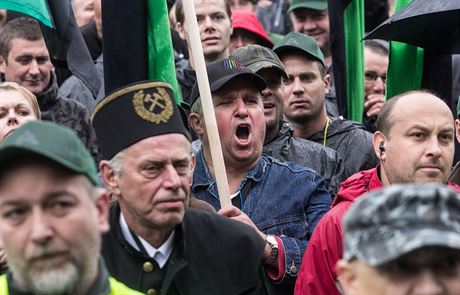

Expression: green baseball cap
xmin=229 ymin=44 xmax=288 ymax=78
xmin=273 ymin=31 xmax=326 ymax=68
xmin=0 ymin=121 xmax=98 ymax=185
xmin=288 ymin=0 xmax=328 ymax=13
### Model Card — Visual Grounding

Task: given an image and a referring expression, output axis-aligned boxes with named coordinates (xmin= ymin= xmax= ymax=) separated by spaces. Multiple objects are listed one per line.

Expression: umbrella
xmin=364 ymin=0 xmax=460 ymax=54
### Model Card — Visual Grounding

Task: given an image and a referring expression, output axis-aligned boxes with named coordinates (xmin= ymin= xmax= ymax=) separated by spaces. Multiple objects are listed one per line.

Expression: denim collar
xmin=192 ymin=149 xmax=266 ymax=193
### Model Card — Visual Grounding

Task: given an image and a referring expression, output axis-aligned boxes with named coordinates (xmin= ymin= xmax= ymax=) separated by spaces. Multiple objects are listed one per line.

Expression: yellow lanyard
xmin=323 ymin=117 xmax=330 ymax=146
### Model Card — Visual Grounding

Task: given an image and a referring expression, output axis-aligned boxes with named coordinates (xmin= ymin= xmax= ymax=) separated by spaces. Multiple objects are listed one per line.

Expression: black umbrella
xmin=364 ymin=0 xmax=460 ymax=54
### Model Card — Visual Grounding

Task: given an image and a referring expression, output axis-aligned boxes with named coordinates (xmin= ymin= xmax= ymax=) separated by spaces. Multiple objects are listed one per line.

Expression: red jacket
xmin=294 ymin=167 xmax=460 ymax=295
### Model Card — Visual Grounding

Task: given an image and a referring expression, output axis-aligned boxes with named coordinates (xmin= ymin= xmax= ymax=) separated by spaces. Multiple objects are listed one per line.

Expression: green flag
xmin=328 ymin=0 xmax=365 ymax=121
xmin=147 ymin=0 xmax=181 ymax=103
xmin=386 ymin=0 xmax=424 ymax=99
xmin=0 ymin=0 xmax=52 ymax=28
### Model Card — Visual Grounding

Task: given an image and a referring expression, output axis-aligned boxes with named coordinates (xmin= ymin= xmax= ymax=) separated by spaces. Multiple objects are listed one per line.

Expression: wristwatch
xmin=264 ymin=234 xmax=279 ymax=265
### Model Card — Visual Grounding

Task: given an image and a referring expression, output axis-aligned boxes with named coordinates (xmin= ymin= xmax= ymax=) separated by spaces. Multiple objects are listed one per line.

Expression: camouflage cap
xmin=343 ymin=183 xmax=460 ymax=266
xmin=229 ymin=44 xmax=288 ymax=79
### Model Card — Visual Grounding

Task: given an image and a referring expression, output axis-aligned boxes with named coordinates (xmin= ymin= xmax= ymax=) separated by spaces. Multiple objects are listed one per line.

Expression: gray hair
xmin=107 ymin=150 xmax=125 ymax=176
xmin=191 ymin=97 xmax=203 ymax=115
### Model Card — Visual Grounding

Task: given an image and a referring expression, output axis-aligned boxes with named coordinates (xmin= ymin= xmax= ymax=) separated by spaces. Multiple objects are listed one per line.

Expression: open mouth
xmin=236 ymin=124 xmax=250 ymax=142
xmin=263 ymin=102 xmax=275 ymax=109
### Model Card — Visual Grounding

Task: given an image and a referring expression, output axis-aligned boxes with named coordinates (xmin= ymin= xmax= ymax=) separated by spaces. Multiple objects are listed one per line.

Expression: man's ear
xmin=455 ymin=119 xmax=460 ymax=144
xmin=323 ymin=73 xmax=331 ymax=94
xmin=94 ymin=188 xmax=111 ymax=234
xmin=336 ymin=260 xmax=358 ymax=295
xmin=99 ymin=160 xmax=121 ymax=197
xmin=176 ymin=21 xmax=186 ymax=41
xmin=0 ymin=55 xmax=6 ymax=74
xmin=373 ymin=131 xmax=386 ymax=162
xmin=189 ymin=112 xmax=204 ymax=136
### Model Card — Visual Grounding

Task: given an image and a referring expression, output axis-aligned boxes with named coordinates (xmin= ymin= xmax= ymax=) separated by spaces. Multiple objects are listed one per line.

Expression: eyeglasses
xmin=365 ymin=70 xmax=386 ymax=83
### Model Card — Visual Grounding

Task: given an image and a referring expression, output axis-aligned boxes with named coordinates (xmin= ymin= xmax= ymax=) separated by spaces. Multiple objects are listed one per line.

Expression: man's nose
xmin=301 ymin=18 xmax=317 ymax=32
xmin=163 ymin=165 xmax=182 ymax=190
xmin=426 ymin=137 xmax=443 ymax=158
xmin=372 ymin=76 xmax=386 ymax=94
xmin=411 ymin=270 xmax=444 ymax=295
xmin=30 ymin=210 xmax=53 ymax=245
xmin=203 ymin=16 xmax=215 ymax=30
xmin=261 ymin=87 xmax=272 ymax=98
xmin=28 ymin=60 xmax=40 ymax=76
xmin=292 ymin=78 xmax=304 ymax=95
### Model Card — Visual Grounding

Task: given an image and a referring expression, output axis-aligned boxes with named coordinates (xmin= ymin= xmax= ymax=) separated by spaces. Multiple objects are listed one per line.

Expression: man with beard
xmin=189 ymin=58 xmax=331 ymax=294
xmin=274 ymin=32 xmax=377 ymax=177
xmin=0 ymin=121 xmax=140 ymax=294
xmin=294 ymin=90 xmax=460 ymax=295
xmin=229 ymin=44 xmax=347 ymax=196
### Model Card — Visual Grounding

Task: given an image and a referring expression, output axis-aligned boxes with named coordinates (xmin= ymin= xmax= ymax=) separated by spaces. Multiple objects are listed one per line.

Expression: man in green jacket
xmin=0 ymin=121 xmax=141 ymax=295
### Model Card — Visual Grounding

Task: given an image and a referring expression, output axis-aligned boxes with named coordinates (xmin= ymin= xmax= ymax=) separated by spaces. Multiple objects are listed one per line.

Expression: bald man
xmin=294 ymin=90 xmax=460 ymax=295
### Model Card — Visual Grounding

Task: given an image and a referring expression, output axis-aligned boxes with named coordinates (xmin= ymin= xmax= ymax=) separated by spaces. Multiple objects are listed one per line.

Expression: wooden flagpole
xmin=182 ymin=0 xmax=231 ymax=209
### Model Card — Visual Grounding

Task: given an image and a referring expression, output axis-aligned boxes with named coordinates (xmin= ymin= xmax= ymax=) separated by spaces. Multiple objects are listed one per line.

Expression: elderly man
xmin=0 ymin=17 xmax=99 ymax=161
xmin=188 ymin=58 xmax=331 ymax=294
xmin=229 ymin=44 xmax=347 ymax=196
xmin=274 ymin=32 xmax=377 ymax=177
xmin=0 ymin=121 xmax=140 ymax=294
xmin=294 ymin=90 xmax=460 ymax=295
xmin=175 ymin=0 xmax=233 ymax=103
xmin=93 ymin=81 xmax=267 ymax=294
xmin=337 ymin=183 xmax=460 ymax=295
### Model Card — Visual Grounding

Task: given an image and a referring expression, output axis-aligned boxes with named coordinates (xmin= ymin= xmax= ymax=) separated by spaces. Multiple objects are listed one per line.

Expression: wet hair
xmin=376 ymin=246 xmax=460 ymax=278
xmin=0 ymin=82 xmax=41 ymax=119
xmin=364 ymin=40 xmax=389 ymax=57
xmin=175 ymin=0 xmax=232 ymax=26
xmin=0 ymin=17 xmax=43 ymax=61
xmin=375 ymin=90 xmax=437 ymax=137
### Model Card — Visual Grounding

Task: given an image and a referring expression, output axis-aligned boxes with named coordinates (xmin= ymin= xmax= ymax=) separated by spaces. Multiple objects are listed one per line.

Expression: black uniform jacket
xmin=102 ymin=204 xmax=267 ymax=295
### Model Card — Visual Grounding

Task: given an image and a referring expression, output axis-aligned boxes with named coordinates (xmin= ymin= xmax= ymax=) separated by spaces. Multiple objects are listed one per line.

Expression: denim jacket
xmin=192 ymin=151 xmax=331 ymax=292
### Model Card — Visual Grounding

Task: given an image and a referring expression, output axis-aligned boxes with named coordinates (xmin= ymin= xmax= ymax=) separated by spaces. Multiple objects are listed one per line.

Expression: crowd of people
xmin=0 ymin=0 xmax=459 ymax=294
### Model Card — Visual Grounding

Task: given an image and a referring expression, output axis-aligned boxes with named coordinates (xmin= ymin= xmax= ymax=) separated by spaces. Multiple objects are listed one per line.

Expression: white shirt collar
xmin=119 ymin=213 xmax=174 ymax=268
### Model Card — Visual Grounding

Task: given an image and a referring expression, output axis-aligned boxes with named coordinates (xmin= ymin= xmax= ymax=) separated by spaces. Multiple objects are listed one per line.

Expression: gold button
xmin=143 ymin=261 xmax=154 ymax=272
xmin=146 ymin=288 xmax=157 ymax=295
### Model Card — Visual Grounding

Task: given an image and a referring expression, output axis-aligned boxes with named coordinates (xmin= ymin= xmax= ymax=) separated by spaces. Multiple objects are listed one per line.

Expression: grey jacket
xmin=449 ymin=161 xmax=460 ymax=185
xmin=59 ymin=54 xmax=105 ymax=113
xmin=263 ymin=122 xmax=347 ymax=196
xmin=39 ymin=73 xmax=100 ymax=161
xmin=307 ymin=117 xmax=378 ymax=177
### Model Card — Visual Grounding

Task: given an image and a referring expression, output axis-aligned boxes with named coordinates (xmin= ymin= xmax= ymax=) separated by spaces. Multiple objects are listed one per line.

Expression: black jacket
xmin=38 ymin=73 xmax=100 ymax=162
xmin=263 ymin=122 xmax=347 ymax=196
xmin=102 ymin=204 xmax=267 ymax=295
xmin=308 ymin=117 xmax=378 ymax=177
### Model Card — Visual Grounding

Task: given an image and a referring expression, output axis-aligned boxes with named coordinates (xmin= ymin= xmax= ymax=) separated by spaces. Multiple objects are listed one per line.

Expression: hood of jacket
xmin=36 ymin=71 xmax=59 ymax=111
xmin=309 ymin=117 xmax=367 ymax=142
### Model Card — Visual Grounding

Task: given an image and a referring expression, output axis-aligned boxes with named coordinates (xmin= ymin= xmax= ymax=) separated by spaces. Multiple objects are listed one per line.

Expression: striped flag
xmin=328 ymin=0 xmax=365 ymax=121
xmin=102 ymin=0 xmax=181 ymax=103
